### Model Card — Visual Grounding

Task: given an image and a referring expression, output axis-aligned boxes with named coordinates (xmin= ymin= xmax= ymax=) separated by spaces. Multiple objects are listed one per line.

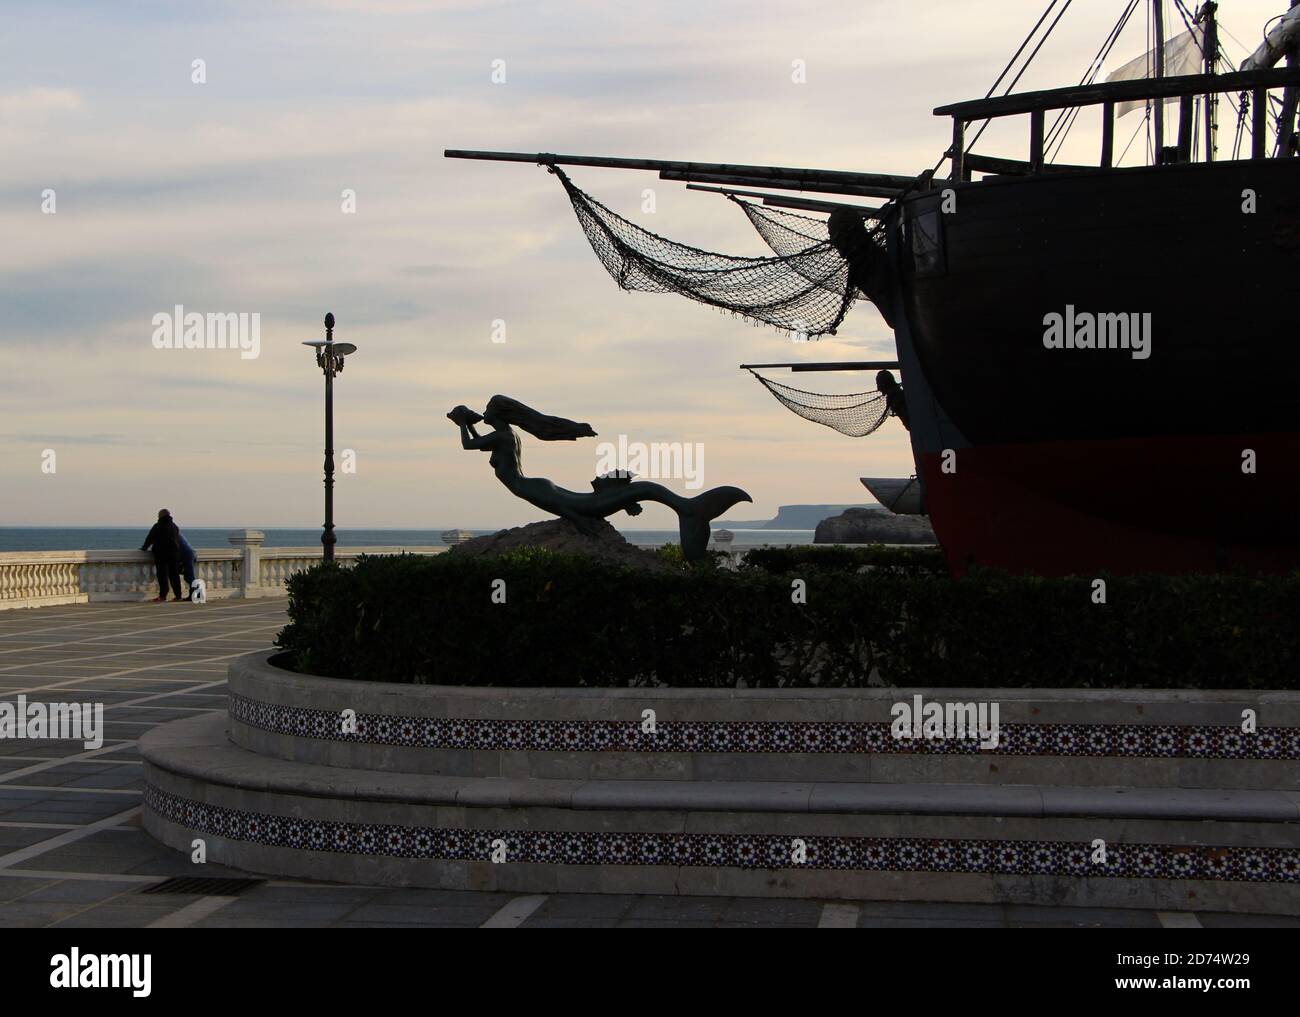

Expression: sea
xmin=0 ymin=527 xmax=816 ymax=553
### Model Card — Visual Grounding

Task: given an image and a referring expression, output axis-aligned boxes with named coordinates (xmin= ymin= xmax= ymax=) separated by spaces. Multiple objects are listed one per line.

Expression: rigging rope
xmin=968 ymin=0 xmax=1076 ymax=152
xmin=985 ymin=0 xmax=1061 ymax=99
xmin=1045 ymin=0 xmax=1140 ymax=161
xmin=747 ymin=370 xmax=891 ymax=438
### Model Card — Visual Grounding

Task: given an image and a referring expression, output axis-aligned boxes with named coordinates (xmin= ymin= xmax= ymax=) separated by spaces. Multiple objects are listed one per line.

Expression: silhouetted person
xmin=177 ymin=531 xmax=198 ymax=601
xmin=827 ymin=208 xmax=896 ymax=328
xmin=141 ymin=508 xmax=182 ymax=602
xmin=876 ymin=369 xmax=910 ymax=431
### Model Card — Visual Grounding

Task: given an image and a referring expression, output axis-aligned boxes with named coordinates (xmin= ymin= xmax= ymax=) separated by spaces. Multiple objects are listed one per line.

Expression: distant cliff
xmin=719 ymin=504 xmax=880 ymax=530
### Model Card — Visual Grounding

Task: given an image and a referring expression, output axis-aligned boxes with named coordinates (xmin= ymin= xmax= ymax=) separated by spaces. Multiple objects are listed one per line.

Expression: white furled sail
xmin=1241 ymin=7 xmax=1300 ymax=71
xmin=1107 ymin=27 xmax=1204 ymax=116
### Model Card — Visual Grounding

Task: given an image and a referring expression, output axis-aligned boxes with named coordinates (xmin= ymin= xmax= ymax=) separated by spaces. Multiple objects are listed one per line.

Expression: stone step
xmin=142 ymin=714 xmax=1300 ymax=913
xmin=228 ymin=651 xmax=1300 ymax=789
xmin=154 ymin=713 xmax=1300 ymax=820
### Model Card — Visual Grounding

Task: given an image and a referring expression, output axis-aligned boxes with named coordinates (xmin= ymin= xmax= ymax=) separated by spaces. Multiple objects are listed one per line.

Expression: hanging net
xmin=551 ymin=166 xmax=871 ymax=337
xmin=748 ymin=369 xmax=890 ymax=437
xmin=736 ymin=200 xmax=834 ymax=257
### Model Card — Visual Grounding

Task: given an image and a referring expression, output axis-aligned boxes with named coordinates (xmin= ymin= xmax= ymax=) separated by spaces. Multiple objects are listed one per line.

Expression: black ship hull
xmin=890 ymin=158 xmax=1300 ymax=575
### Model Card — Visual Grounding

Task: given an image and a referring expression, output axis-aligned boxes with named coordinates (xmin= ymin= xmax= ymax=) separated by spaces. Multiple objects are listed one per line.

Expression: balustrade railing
xmin=0 ymin=531 xmax=443 ymax=610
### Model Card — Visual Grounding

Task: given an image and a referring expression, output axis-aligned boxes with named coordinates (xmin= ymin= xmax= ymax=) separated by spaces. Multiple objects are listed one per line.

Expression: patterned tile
xmin=229 ymin=694 xmax=1300 ymax=760
xmin=146 ymin=785 xmax=1300 ymax=883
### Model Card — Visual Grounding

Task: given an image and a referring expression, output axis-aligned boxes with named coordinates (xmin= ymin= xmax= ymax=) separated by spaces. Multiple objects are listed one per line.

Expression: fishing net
xmin=736 ymin=200 xmax=833 ymax=257
xmin=731 ymin=200 xmax=869 ymax=297
xmin=551 ymin=166 xmax=870 ymax=337
xmin=748 ymin=369 xmax=890 ymax=437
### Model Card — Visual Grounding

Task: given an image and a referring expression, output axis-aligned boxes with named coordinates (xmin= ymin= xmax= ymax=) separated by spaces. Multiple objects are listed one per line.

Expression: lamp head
xmin=301 ymin=340 xmax=356 ymax=355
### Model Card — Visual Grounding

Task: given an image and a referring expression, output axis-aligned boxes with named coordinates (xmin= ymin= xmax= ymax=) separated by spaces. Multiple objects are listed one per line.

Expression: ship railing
xmin=934 ymin=65 xmax=1300 ymax=180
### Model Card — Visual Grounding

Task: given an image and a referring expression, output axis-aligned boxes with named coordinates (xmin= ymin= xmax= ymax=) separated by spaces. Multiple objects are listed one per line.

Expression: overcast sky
xmin=0 ymin=0 xmax=1281 ymax=529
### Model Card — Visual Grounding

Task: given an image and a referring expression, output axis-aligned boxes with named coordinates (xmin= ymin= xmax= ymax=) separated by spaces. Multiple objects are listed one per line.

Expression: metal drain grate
xmin=140 ymin=877 xmax=264 ymax=896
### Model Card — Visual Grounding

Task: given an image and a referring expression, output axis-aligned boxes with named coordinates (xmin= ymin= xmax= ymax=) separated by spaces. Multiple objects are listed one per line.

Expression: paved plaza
xmin=0 ymin=601 xmax=1293 ymax=929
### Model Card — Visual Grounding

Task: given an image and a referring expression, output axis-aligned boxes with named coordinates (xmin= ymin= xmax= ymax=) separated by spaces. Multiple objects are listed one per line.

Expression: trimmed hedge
xmin=740 ymin=544 xmax=947 ymax=574
xmin=275 ymin=551 xmax=1300 ymax=689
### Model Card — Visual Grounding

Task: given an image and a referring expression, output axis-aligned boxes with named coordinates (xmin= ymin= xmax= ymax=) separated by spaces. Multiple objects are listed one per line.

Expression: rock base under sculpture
xmin=814 ymin=507 xmax=937 ymax=544
xmin=448 ymin=518 xmax=673 ymax=570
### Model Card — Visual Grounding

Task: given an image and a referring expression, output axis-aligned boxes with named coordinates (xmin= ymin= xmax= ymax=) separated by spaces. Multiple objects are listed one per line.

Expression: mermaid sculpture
xmin=448 ymin=395 xmax=751 ymax=562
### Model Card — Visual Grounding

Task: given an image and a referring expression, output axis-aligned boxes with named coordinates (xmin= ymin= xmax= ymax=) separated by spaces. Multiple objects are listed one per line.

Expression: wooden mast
xmin=1200 ymin=1 xmax=1218 ymax=161
xmin=1278 ymin=0 xmax=1300 ymax=156
xmin=1153 ymin=0 xmax=1167 ymax=162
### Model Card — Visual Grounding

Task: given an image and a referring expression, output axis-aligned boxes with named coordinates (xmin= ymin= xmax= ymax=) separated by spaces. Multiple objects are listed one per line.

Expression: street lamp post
xmin=303 ymin=312 xmax=357 ymax=563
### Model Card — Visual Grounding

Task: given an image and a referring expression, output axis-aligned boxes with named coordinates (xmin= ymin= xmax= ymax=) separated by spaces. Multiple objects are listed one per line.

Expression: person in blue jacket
xmin=176 ymin=530 xmax=199 ymax=601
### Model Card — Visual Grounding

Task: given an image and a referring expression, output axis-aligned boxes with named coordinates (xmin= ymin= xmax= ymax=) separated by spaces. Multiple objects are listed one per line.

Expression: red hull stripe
xmin=920 ymin=434 xmax=1300 ymax=576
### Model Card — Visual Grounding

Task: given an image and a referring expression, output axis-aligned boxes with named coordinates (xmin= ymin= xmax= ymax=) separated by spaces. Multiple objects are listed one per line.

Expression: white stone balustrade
xmin=0 ymin=529 xmax=444 ymax=611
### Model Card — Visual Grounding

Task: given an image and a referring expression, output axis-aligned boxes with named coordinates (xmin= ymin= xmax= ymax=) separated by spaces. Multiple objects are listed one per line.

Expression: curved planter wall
xmin=139 ymin=652 xmax=1300 ymax=910
xmin=228 ymin=652 xmax=1300 ymax=789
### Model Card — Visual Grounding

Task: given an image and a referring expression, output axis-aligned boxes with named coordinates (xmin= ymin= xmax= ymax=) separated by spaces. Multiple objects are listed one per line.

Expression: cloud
xmin=0 ymin=87 xmax=84 ymax=120
xmin=1 ymin=0 xmax=1283 ymax=528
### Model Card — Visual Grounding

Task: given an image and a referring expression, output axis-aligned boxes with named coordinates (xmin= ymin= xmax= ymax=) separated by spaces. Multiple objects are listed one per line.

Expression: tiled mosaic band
xmin=229 ymin=693 xmax=1300 ymax=760
xmin=144 ymin=784 xmax=1300 ymax=883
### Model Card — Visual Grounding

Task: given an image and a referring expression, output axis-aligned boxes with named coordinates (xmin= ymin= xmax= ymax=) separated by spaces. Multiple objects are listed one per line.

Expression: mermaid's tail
xmin=556 ymin=477 xmax=750 ymax=561
xmin=678 ymin=486 xmax=751 ymax=562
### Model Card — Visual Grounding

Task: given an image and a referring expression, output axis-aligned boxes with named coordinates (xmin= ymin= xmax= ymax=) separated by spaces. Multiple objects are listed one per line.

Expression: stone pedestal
xmin=228 ymin=529 xmax=267 ymax=598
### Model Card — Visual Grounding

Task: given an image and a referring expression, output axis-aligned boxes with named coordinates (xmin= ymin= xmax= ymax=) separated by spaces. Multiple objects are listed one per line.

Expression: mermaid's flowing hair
xmin=483 ymin=394 xmax=597 ymax=442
